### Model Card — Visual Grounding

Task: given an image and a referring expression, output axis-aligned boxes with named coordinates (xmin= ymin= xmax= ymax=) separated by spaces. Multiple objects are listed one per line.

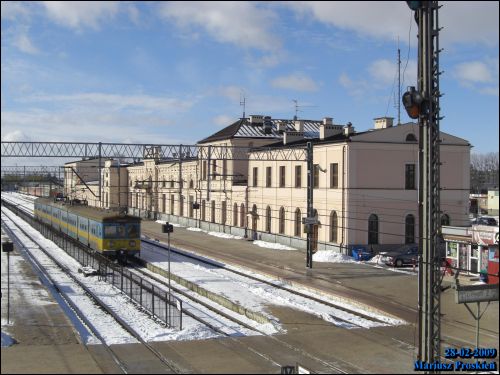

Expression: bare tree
xmin=470 ymin=152 xmax=499 ymax=193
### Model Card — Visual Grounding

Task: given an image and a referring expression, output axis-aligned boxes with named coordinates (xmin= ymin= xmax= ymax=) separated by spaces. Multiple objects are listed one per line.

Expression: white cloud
xmin=271 ymin=73 xmax=319 ymax=92
xmin=13 ymin=33 xmax=39 ymax=54
xmin=369 ymin=59 xmax=418 ymax=86
xmin=24 ymin=92 xmax=195 ymax=112
xmin=41 ymin=1 xmax=120 ymax=31
xmin=1 ymin=1 xmax=31 ymax=21
xmin=454 ymin=61 xmax=494 ymax=84
xmin=1 ymin=129 xmax=31 ymax=142
xmin=287 ymin=2 xmax=412 ymax=42
xmin=287 ymin=1 xmax=499 ymax=46
xmin=159 ymin=2 xmax=281 ymax=51
xmin=218 ymin=86 xmax=244 ymax=102
xmin=338 ymin=72 xmax=371 ymax=98
xmin=453 ymin=59 xmax=499 ymax=96
xmin=1 ymin=109 xmax=183 ymax=144
xmin=213 ymin=114 xmax=236 ymax=127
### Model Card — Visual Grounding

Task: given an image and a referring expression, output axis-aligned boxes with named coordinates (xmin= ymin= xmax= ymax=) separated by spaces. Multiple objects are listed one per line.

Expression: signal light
xmin=402 ymin=86 xmax=423 ymax=119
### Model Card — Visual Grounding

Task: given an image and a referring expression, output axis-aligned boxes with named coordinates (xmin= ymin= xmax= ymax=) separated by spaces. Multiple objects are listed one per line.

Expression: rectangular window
xmin=313 ymin=164 xmax=320 ymax=188
xmin=405 ymin=164 xmax=416 ymax=189
xmin=212 ymin=160 xmax=217 ymax=178
xmin=330 ymin=163 xmax=338 ymax=188
xmin=266 ymin=167 xmax=272 ymax=187
xmin=223 ymin=159 xmax=227 ymax=180
xmin=253 ymin=167 xmax=258 ymax=187
xmin=279 ymin=166 xmax=286 ymax=188
xmin=202 ymin=161 xmax=207 ymax=180
xmin=295 ymin=165 xmax=302 ymax=188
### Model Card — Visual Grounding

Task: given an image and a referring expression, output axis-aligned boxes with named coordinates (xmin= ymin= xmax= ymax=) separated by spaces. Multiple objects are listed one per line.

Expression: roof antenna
xmin=240 ymin=91 xmax=246 ymax=119
xmin=293 ymin=99 xmax=298 ymax=120
xmin=292 ymin=99 xmax=317 ymax=120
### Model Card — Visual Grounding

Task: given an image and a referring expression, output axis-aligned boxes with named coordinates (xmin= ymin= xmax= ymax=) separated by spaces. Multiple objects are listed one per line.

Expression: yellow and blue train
xmin=34 ymin=197 xmax=141 ymax=257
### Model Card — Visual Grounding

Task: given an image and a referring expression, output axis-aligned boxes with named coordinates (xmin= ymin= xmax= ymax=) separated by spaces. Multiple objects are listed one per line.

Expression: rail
xmin=1 ymin=198 xmax=182 ymax=330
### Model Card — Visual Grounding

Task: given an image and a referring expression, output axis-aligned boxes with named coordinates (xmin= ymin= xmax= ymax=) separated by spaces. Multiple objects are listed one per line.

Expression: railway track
xmin=141 ymin=237 xmax=395 ymax=329
xmin=1 ymin=206 xmax=184 ymax=374
xmin=3 ymin=193 xmax=497 ymax=373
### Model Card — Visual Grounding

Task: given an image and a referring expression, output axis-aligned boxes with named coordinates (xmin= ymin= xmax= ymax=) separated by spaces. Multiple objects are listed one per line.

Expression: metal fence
xmin=2 ymin=200 xmax=182 ymax=329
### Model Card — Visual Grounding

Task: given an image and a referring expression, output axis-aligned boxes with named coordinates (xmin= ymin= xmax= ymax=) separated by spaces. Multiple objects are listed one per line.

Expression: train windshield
xmin=104 ymin=224 xmax=126 ymax=238
xmin=103 ymin=223 xmax=140 ymax=238
xmin=126 ymin=224 xmax=140 ymax=238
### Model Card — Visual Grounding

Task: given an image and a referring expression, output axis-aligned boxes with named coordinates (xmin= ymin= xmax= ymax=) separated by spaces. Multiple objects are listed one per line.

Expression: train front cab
xmin=101 ymin=219 xmax=141 ymax=258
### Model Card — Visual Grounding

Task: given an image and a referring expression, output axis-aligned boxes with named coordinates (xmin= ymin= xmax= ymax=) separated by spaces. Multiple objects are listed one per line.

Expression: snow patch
xmin=313 ymin=250 xmax=356 ymax=263
xmin=156 ymin=220 xmax=183 ymax=227
xmin=253 ymin=240 xmax=296 ymax=251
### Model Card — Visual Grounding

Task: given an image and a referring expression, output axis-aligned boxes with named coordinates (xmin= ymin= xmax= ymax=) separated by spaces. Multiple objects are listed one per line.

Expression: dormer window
xmin=406 ymin=133 xmax=417 ymax=142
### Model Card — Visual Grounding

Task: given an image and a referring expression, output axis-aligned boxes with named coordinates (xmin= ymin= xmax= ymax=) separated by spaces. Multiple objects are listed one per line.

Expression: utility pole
xmin=306 ymin=142 xmax=314 ymax=269
xmin=398 ymin=42 xmax=401 ymax=125
xmin=405 ymin=1 xmax=443 ymax=365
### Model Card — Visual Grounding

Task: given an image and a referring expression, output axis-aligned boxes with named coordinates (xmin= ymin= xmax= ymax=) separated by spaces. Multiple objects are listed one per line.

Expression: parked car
xmin=471 ymin=217 xmax=498 ymax=226
xmin=384 ymin=246 xmax=419 ymax=267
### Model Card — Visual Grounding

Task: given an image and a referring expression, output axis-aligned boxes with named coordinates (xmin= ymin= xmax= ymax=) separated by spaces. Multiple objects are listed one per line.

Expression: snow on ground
xmin=142 ymin=242 xmax=404 ymax=329
xmin=313 ymin=250 xmax=356 ymax=263
xmin=2 ymin=207 xmax=219 ymax=343
xmin=207 ymin=231 xmax=243 ymax=240
xmin=253 ymin=240 xmax=296 ymax=251
xmin=156 ymin=220 xmax=184 ymax=227
xmin=186 ymin=227 xmax=243 ymax=240
xmin=137 ymin=267 xmax=271 ymax=336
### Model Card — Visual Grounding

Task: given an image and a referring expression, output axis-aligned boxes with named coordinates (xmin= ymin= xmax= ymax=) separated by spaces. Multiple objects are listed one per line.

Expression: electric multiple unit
xmin=34 ymin=197 xmax=141 ymax=257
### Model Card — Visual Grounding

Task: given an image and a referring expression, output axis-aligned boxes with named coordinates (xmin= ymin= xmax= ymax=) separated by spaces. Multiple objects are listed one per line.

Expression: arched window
xmin=441 ymin=214 xmax=450 ymax=226
xmin=405 ymin=214 xmax=415 ymax=244
xmin=266 ymin=206 xmax=272 ymax=233
xmin=279 ymin=207 xmax=285 ymax=234
xmin=368 ymin=214 xmax=379 ymax=245
xmin=240 ymin=203 xmax=246 ymax=227
xmin=294 ymin=208 xmax=301 ymax=236
xmin=330 ymin=211 xmax=338 ymax=243
xmin=233 ymin=203 xmax=238 ymax=226
xmin=406 ymin=133 xmax=417 ymax=142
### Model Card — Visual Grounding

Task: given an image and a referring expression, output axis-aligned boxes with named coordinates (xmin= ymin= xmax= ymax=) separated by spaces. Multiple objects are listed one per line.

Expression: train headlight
xmin=129 ymin=240 xmax=136 ymax=247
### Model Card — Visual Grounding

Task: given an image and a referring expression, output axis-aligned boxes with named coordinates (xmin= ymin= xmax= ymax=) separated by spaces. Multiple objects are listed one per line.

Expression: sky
xmin=1 ymin=1 xmax=499 ymax=158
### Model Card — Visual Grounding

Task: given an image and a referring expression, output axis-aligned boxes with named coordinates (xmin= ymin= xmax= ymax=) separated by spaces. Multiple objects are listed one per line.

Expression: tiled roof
xmin=198 ymin=118 xmax=324 ymax=144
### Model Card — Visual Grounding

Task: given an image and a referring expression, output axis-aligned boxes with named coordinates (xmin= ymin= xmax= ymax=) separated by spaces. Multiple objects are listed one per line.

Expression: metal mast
xmin=398 ymin=44 xmax=401 ymax=125
xmin=415 ymin=1 xmax=443 ymax=364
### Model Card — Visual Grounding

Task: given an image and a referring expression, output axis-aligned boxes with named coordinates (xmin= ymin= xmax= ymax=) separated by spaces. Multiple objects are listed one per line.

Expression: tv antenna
xmin=240 ymin=91 xmax=246 ymax=119
xmin=292 ymin=99 xmax=317 ymax=120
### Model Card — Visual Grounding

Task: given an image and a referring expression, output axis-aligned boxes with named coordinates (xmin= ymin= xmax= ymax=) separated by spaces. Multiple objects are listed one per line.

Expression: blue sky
xmin=1 ymin=1 xmax=499 ymax=154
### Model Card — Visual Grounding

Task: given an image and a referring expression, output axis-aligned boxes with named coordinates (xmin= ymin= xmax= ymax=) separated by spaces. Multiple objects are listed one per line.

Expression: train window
xmin=104 ymin=225 xmax=117 ymax=238
xmin=117 ymin=226 xmax=125 ymax=237
xmin=127 ymin=224 xmax=139 ymax=238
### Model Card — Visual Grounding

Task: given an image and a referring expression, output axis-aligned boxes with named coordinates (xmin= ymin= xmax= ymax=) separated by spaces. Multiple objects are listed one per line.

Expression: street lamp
xmin=162 ymin=223 xmax=174 ymax=321
xmin=2 ymin=235 xmax=14 ymax=324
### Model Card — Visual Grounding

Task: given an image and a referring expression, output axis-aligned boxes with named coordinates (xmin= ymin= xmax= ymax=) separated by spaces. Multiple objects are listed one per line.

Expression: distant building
xmin=488 ymin=189 xmax=499 ymax=216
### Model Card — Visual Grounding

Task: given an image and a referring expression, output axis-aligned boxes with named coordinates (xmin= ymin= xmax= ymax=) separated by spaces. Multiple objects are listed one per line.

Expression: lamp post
xmin=162 ymin=223 xmax=174 ymax=321
xmin=2 ymin=236 xmax=14 ymax=324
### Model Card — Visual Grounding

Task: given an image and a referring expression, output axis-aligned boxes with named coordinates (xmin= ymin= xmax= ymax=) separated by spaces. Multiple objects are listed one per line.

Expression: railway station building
xmin=65 ymin=115 xmax=471 ymax=254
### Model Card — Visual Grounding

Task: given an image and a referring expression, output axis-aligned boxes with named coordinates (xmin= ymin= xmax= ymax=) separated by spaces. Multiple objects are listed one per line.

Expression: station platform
xmin=1 ymin=241 xmax=104 ymax=374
